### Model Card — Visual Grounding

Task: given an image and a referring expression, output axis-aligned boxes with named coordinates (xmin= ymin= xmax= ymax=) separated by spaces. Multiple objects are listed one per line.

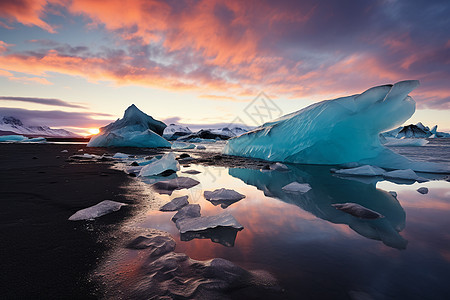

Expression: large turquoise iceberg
xmin=224 ymin=81 xmax=448 ymax=173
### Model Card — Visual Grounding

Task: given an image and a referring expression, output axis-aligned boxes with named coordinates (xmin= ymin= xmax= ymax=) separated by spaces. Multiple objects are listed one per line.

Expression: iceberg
xmin=68 ymin=200 xmax=127 ymax=220
xmin=224 ymin=81 xmax=449 ymax=173
xmin=87 ymin=104 xmax=170 ymax=148
xmin=0 ymin=135 xmax=46 ymax=143
xmin=139 ymin=152 xmax=179 ymax=177
xmin=151 ymin=177 xmax=200 ymax=195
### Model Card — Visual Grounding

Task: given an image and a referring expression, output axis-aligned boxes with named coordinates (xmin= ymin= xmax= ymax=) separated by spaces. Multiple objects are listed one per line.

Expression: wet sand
xmin=0 ymin=143 xmax=143 ymax=299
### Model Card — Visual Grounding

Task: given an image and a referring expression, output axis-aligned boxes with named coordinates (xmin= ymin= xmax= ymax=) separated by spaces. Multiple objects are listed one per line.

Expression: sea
xmin=106 ymin=138 xmax=450 ymax=299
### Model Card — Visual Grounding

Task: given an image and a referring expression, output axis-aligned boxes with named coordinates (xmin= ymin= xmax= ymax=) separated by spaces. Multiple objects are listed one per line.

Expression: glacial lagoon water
xmin=117 ymin=139 xmax=450 ymax=299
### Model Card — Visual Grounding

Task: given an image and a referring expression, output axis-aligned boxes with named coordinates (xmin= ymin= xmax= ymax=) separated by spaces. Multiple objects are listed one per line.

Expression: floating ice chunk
xmin=383 ymin=169 xmax=428 ymax=181
xmin=151 ymin=176 xmax=200 ymax=195
xmin=68 ymin=200 xmax=127 ymax=221
xmin=332 ymin=203 xmax=384 ymax=219
xmin=24 ymin=137 xmax=46 ymax=143
xmin=196 ymin=145 xmax=206 ymax=150
xmin=335 ymin=165 xmax=386 ymax=176
xmin=113 ymin=152 xmax=130 ymax=159
xmin=0 ymin=135 xmax=29 ymax=142
xmin=383 ymin=137 xmax=428 ymax=147
xmin=224 ymin=81 xmax=449 ymax=173
xmin=281 ymin=182 xmax=312 ymax=193
xmin=61 ymin=150 xmax=68 ymax=153
xmin=139 ymin=152 xmax=179 ymax=177
xmin=417 ymin=187 xmax=429 ymax=194
xmin=176 ymin=212 xmax=243 ymax=233
xmin=204 ymin=188 xmax=245 ymax=208
xmin=270 ymin=162 xmax=289 ymax=171
xmin=160 ymin=196 xmax=189 ymax=211
xmin=171 ymin=141 xmax=195 ymax=149
xmin=172 ymin=204 xmax=201 ymax=222
xmin=70 ymin=153 xmax=100 ymax=159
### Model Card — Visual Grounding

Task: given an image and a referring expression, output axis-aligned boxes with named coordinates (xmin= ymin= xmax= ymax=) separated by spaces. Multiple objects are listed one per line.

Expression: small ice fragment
xmin=196 ymin=145 xmax=206 ymax=150
xmin=139 ymin=152 xmax=179 ymax=176
xmin=172 ymin=204 xmax=201 ymax=222
xmin=282 ymin=182 xmax=312 ymax=193
xmin=270 ymin=162 xmax=289 ymax=171
xmin=417 ymin=187 xmax=429 ymax=194
xmin=160 ymin=195 xmax=189 ymax=211
xmin=113 ymin=152 xmax=129 ymax=159
xmin=61 ymin=150 xmax=68 ymax=153
xmin=204 ymin=188 xmax=245 ymax=208
xmin=151 ymin=176 xmax=200 ymax=195
xmin=332 ymin=203 xmax=384 ymax=219
xmin=335 ymin=165 xmax=386 ymax=176
xmin=389 ymin=191 xmax=398 ymax=198
xmin=383 ymin=169 xmax=428 ymax=182
xmin=175 ymin=212 xmax=243 ymax=234
xmin=68 ymin=200 xmax=127 ymax=221
xmin=171 ymin=141 xmax=196 ymax=149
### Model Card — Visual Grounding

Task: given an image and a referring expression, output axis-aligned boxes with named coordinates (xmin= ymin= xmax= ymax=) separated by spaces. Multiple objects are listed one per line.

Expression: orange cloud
xmin=0 ymin=0 xmax=56 ymax=32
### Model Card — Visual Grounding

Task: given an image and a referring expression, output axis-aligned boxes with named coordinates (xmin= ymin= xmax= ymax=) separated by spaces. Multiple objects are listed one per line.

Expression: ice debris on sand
xmin=175 ymin=212 xmax=243 ymax=234
xmin=68 ymin=200 xmax=127 ymax=221
xmin=282 ymin=182 xmax=312 ymax=193
xmin=151 ymin=176 xmax=200 ymax=195
xmin=224 ymin=81 xmax=449 ymax=173
xmin=87 ymin=104 xmax=170 ymax=148
xmin=139 ymin=152 xmax=179 ymax=176
xmin=113 ymin=152 xmax=130 ymax=159
xmin=204 ymin=188 xmax=245 ymax=208
xmin=160 ymin=195 xmax=189 ymax=211
xmin=332 ymin=203 xmax=384 ymax=219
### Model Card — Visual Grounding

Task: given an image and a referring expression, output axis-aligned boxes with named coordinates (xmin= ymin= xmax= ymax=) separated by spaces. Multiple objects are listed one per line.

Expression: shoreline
xmin=0 ymin=143 xmax=146 ymax=299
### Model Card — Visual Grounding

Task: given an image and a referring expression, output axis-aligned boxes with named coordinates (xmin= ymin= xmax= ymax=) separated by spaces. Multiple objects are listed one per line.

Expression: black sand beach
xmin=0 ymin=143 xmax=142 ymax=299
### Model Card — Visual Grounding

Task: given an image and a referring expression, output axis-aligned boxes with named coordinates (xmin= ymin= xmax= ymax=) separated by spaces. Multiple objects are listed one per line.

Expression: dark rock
xmin=182 ymin=170 xmax=201 ymax=175
xmin=32 ymin=156 xmax=38 ymax=159
xmin=179 ymin=153 xmax=190 ymax=159
xmin=417 ymin=187 xmax=429 ymax=194
xmin=130 ymin=161 xmax=139 ymax=166
xmin=128 ymin=173 xmax=137 ymax=177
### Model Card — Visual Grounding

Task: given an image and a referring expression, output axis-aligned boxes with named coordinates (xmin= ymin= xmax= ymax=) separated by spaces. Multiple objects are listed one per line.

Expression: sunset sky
xmin=0 ymin=0 xmax=449 ymax=135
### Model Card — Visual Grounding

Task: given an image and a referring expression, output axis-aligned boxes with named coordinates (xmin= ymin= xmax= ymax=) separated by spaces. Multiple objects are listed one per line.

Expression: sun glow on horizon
xmin=87 ymin=128 xmax=100 ymax=135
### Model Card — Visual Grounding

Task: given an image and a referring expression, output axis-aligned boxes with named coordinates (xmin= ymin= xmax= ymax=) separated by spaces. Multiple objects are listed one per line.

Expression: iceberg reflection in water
xmin=229 ymin=164 xmax=408 ymax=249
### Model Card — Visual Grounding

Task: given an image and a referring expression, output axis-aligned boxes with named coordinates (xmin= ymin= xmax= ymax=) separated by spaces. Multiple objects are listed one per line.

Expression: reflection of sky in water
xmin=136 ymin=164 xmax=450 ymax=299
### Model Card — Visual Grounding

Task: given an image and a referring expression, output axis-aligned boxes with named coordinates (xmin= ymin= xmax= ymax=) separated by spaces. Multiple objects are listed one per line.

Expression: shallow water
xmin=113 ymin=139 xmax=449 ymax=299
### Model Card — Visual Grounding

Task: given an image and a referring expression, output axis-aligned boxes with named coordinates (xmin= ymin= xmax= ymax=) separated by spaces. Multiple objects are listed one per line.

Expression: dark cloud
xmin=0 ymin=96 xmax=87 ymax=109
xmin=0 ymin=107 xmax=113 ymax=127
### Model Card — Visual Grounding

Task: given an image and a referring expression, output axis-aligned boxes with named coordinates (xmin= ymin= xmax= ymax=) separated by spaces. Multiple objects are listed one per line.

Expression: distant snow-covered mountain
xmin=163 ymin=124 xmax=192 ymax=140
xmin=0 ymin=116 xmax=80 ymax=137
